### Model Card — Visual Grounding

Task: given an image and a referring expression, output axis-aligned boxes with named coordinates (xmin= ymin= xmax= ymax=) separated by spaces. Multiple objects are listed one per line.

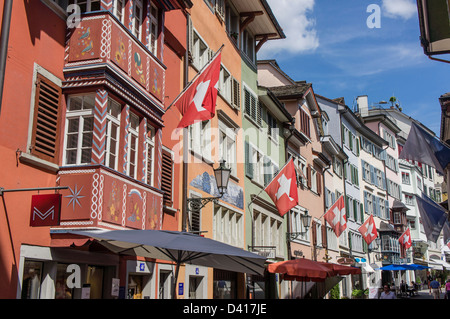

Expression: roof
xmin=266 ymin=82 xmax=312 ymax=100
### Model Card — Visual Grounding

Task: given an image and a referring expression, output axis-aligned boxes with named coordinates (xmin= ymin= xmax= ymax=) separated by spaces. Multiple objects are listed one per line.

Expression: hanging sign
xmin=30 ymin=194 xmax=61 ymax=227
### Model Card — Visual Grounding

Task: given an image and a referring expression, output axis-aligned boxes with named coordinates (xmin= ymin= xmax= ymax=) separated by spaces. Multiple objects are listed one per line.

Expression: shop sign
xmin=30 ymin=194 xmax=61 ymax=227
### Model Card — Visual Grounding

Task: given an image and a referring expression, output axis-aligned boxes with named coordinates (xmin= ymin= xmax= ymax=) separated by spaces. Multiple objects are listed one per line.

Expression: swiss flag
xmin=358 ymin=215 xmax=378 ymax=245
xmin=174 ymin=52 xmax=222 ymax=128
xmin=324 ymin=195 xmax=347 ymax=237
xmin=399 ymin=228 xmax=412 ymax=249
xmin=264 ymin=158 xmax=298 ymax=217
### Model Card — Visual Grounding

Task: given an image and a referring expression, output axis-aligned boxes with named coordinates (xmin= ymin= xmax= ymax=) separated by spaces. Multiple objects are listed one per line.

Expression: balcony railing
xmin=64 ymin=11 xmax=165 ymax=106
xmin=57 ymin=165 xmax=163 ymax=230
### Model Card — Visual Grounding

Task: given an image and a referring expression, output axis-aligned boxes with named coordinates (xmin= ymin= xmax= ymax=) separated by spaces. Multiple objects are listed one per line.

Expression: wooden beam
xmin=255 ymin=35 xmax=268 ymax=53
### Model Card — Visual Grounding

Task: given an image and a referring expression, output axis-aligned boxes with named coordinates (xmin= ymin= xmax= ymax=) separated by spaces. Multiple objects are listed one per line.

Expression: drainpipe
xmin=181 ymin=14 xmax=190 ymax=233
xmin=0 ymin=0 xmax=13 ymax=116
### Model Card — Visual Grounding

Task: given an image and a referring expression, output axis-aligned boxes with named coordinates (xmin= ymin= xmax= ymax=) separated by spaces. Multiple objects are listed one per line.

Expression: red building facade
xmin=0 ymin=0 xmax=189 ymax=299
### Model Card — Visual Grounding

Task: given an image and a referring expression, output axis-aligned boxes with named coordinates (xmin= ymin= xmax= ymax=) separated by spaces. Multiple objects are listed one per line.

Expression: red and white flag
xmin=324 ymin=195 xmax=347 ymax=237
xmin=264 ymin=158 xmax=298 ymax=217
xmin=399 ymin=228 xmax=412 ymax=249
xmin=173 ymin=52 xmax=222 ymax=128
xmin=358 ymin=215 xmax=378 ymax=245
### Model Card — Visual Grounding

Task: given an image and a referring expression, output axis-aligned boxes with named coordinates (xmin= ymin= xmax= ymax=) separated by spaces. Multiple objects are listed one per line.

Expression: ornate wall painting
xmin=190 ymin=172 xmax=244 ymax=210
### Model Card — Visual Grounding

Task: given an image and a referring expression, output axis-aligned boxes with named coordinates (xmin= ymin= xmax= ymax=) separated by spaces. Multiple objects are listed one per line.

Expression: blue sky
xmin=259 ymin=0 xmax=449 ymax=136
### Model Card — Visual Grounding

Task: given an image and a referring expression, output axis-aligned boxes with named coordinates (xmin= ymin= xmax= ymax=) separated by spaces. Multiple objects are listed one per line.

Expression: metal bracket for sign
xmin=0 ymin=186 xmax=69 ymax=196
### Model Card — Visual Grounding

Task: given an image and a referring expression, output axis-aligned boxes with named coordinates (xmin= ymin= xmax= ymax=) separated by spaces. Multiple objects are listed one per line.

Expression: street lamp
xmin=186 ymin=160 xmax=231 ymax=216
xmin=287 ymin=211 xmax=312 ymax=241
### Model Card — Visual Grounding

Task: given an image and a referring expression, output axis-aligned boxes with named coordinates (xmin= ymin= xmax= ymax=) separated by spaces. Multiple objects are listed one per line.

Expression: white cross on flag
xmin=399 ymin=228 xmax=412 ymax=249
xmin=264 ymin=158 xmax=299 ymax=217
xmin=324 ymin=195 xmax=347 ymax=237
xmin=173 ymin=52 xmax=222 ymax=128
xmin=358 ymin=214 xmax=378 ymax=245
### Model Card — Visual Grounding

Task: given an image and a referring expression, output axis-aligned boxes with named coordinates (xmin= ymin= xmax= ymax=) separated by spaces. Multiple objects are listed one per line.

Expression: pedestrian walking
xmin=430 ymin=278 xmax=441 ymax=299
xmin=379 ymin=284 xmax=396 ymax=299
xmin=445 ymin=279 xmax=450 ymax=300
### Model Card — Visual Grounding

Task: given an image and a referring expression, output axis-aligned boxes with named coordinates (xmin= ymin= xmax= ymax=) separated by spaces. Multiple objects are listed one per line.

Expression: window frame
xmin=63 ymin=94 xmax=95 ymax=166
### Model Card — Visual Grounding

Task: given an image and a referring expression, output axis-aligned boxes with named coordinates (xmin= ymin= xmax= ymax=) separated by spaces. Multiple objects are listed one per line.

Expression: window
xmin=126 ymin=112 xmax=140 ymax=178
xmin=189 ymin=120 xmax=211 ymax=161
xmin=310 ymin=168 xmax=317 ymax=193
xmin=387 ymin=179 xmax=401 ymax=200
xmin=322 ymin=116 xmax=328 ymax=135
xmin=68 ymin=0 xmax=101 ymax=12
xmin=64 ymin=95 xmax=95 ymax=165
xmin=244 ymin=86 xmax=261 ymax=126
xmin=417 ymin=176 xmax=422 ymax=190
xmin=30 ymin=73 xmax=62 ymax=164
xmin=266 ymin=111 xmax=278 ymax=141
xmin=225 ymin=2 xmax=239 ymax=44
xmin=290 ymin=207 xmax=309 ymax=242
xmin=148 ymin=2 xmax=159 ymax=55
xmin=219 ymin=121 xmax=237 ymax=176
xmin=219 ymin=66 xmax=231 ymax=103
xmin=402 ymin=172 xmax=410 ymax=185
xmin=405 ymin=193 xmax=414 ymax=206
xmin=113 ymin=0 xmax=125 ymax=23
xmin=105 ymin=98 xmax=121 ymax=170
xmin=132 ymin=0 xmax=144 ymax=41
xmin=21 ymin=260 xmax=43 ymax=299
xmin=145 ymin=126 xmax=155 ymax=186
xmin=214 ymin=205 xmax=243 ymax=248
xmin=383 ymin=130 xmax=396 ymax=149
xmin=385 ymin=154 xmax=398 ymax=172
xmin=252 ymin=147 xmax=264 ymax=185
xmin=242 ymin=29 xmax=255 ymax=63
xmin=364 ymin=191 xmax=373 ymax=215
xmin=192 ymin=31 xmax=210 ymax=70
xmin=334 ymin=157 xmax=343 ymax=178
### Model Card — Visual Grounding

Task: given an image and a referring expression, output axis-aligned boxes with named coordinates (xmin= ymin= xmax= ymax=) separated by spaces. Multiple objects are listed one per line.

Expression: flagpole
xmin=165 ymin=44 xmax=225 ymax=113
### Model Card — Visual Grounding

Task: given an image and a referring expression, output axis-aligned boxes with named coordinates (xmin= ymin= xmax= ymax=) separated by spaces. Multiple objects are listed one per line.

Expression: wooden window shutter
xmin=322 ymin=224 xmax=327 ymax=249
xmin=311 ymin=220 xmax=317 ymax=246
xmin=307 ymin=165 xmax=311 ymax=189
xmin=316 ymin=171 xmax=322 ymax=195
xmin=245 ymin=141 xmax=253 ymax=179
xmin=30 ymin=74 xmax=62 ymax=163
xmin=161 ymin=149 xmax=174 ymax=206
xmin=231 ymin=77 xmax=240 ymax=110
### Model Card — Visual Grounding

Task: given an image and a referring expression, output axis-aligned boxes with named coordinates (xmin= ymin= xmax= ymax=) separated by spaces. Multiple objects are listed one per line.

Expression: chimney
xmin=357 ymin=95 xmax=369 ymax=117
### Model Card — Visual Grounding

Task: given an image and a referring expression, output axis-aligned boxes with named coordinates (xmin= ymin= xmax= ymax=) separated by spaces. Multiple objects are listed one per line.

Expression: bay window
xmin=146 ymin=126 xmax=155 ymax=186
xmin=68 ymin=0 xmax=101 ymax=12
xmin=105 ymin=98 xmax=121 ymax=170
xmin=132 ymin=0 xmax=144 ymax=41
xmin=64 ymin=95 xmax=95 ymax=165
xmin=148 ymin=2 xmax=159 ymax=55
xmin=127 ymin=112 xmax=140 ymax=179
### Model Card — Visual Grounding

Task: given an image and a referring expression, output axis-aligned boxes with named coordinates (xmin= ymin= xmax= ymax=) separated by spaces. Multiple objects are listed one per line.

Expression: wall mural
xmin=190 ymin=172 xmax=244 ymax=210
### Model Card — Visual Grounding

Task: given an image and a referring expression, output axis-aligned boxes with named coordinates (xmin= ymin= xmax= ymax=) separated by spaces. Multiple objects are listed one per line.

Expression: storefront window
xmin=87 ymin=266 xmax=104 ymax=299
xmin=21 ymin=261 xmax=43 ymax=299
xmin=213 ymin=269 xmax=236 ymax=299
xmin=56 ymin=263 xmax=73 ymax=299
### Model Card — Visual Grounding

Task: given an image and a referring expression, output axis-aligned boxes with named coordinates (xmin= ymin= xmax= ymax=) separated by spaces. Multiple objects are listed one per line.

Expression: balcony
xmin=64 ymin=11 xmax=165 ymax=108
xmin=56 ymin=165 xmax=163 ymax=230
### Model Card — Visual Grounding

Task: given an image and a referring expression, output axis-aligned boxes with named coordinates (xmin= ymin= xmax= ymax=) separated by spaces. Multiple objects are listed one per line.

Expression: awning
xmin=65 ymin=229 xmax=267 ymax=298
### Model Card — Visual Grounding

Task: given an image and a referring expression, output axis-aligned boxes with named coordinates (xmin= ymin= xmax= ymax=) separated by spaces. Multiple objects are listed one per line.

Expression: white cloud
xmin=259 ymin=0 xmax=319 ymax=58
xmin=321 ymin=42 xmax=424 ymax=77
xmin=382 ymin=0 xmax=417 ymax=20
